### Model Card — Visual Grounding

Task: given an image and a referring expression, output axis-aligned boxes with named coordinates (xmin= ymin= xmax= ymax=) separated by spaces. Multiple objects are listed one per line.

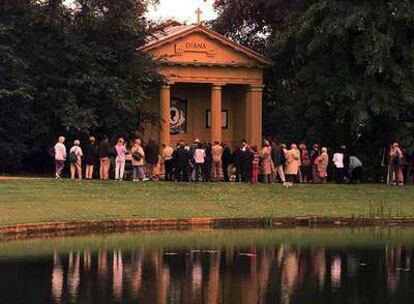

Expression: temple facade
xmin=140 ymin=22 xmax=271 ymax=147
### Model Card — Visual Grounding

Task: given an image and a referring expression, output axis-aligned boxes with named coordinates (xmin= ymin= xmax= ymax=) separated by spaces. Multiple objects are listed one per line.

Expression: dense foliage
xmin=214 ymin=0 xmax=414 ymax=178
xmin=0 ymin=0 xmax=161 ymax=172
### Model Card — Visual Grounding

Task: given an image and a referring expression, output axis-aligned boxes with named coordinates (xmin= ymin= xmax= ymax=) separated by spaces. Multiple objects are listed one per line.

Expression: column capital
xmin=211 ymin=83 xmax=225 ymax=90
xmin=161 ymin=84 xmax=171 ymax=89
xmin=248 ymin=84 xmax=265 ymax=92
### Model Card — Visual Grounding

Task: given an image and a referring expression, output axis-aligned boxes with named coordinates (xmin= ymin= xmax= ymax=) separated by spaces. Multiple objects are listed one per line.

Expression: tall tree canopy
xmin=0 ymin=0 xmax=161 ymax=172
xmin=213 ymin=0 xmax=312 ymax=51
xmin=214 ymin=0 xmax=414 ymax=176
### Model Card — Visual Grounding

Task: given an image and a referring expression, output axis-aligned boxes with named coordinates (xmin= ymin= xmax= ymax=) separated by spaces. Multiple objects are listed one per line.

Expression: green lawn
xmin=0 ymin=179 xmax=414 ymax=226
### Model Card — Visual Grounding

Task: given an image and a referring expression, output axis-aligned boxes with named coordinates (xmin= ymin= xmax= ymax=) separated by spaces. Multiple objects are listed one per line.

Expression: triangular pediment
xmin=141 ymin=24 xmax=271 ymax=68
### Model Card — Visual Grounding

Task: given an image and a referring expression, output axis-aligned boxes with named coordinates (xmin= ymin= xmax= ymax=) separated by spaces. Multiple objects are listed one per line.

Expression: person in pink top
xmin=114 ymin=138 xmax=128 ymax=181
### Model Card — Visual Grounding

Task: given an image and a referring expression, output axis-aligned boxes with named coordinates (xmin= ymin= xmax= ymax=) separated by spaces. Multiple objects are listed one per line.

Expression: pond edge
xmin=2 ymin=216 xmax=414 ymax=240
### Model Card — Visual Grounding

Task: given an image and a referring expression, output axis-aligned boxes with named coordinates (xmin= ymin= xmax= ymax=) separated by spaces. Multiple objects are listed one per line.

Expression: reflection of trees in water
xmin=43 ymin=245 xmax=414 ymax=303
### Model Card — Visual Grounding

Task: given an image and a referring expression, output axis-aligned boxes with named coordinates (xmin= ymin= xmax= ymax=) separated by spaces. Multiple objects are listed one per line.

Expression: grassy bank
xmin=0 ymin=179 xmax=413 ymax=226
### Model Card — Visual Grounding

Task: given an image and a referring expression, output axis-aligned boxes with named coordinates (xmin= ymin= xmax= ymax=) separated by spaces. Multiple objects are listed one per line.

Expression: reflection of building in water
xmin=51 ymin=252 xmax=63 ymax=304
xmin=40 ymin=242 xmax=414 ymax=304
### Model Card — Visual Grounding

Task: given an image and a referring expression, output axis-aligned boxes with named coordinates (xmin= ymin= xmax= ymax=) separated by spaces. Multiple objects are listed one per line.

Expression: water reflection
xmin=1 ymin=230 xmax=414 ymax=303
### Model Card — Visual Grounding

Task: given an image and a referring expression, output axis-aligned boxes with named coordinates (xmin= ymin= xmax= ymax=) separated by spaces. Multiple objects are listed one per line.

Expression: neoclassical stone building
xmin=140 ymin=21 xmax=271 ymax=147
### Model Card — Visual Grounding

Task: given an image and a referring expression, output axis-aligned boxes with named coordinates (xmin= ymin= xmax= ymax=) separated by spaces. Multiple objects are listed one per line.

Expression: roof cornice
xmin=140 ymin=24 xmax=272 ymax=66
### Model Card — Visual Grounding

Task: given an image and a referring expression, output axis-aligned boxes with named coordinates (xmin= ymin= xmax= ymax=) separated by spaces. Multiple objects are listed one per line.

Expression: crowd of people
xmin=51 ymin=135 xmax=394 ymax=186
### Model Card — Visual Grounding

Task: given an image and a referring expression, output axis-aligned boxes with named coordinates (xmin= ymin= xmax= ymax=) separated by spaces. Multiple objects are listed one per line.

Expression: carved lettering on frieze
xmin=185 ymin=42 xmax=207 ymax=49
xmin=174 ymin=42 xmax=215 ymax=57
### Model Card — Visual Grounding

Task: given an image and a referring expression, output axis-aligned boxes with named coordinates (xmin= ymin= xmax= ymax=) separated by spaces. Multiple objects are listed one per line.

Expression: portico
xmin=141 ymin=22 xmax=271 ymax=147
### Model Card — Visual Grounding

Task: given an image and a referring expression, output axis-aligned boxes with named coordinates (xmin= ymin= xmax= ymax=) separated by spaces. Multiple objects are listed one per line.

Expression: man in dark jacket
xmin=173 ymin=141 xmax=189 ymax=182
xmin=232 ymin=144 xmax=243 ymax=182
xmin=241 ymin=142 xmax=254 ymax=183
xmin=222 ymin=143 xmax=232 ymax=182
xmin=237 ymin=140 xmax=252 ymax=183
xmin=203 ymin=143 xmax=213 ymax=182
xmin=98 ymin=135 xmax=112 ymax=180
xmin=145 ymin=139 xmax=159 ymax=180
xmin=310 ymin=144 xmax=320 ymax=183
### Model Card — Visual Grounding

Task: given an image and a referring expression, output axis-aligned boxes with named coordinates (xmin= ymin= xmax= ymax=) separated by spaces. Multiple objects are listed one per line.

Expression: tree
xmin=215 ymin=0 xmax=414 ymax=177
xmin=213 ymin=0 xmax=312 ymax=52
xmin=0 ymin=0 xmax=162 ymax=172
xmin=0 ymin=7 xmax=34 ymax=171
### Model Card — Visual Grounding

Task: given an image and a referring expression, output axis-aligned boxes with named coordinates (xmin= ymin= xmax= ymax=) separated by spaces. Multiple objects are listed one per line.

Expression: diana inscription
xmin=185 ymin=42 xmax=207 ymax=49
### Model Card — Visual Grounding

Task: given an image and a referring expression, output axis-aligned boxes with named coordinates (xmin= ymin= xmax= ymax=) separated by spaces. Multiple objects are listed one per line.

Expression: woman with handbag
xmin=131 ymin=139 xmax=145 ymax=182
xmin=69 ymin=139 xmax=83 ymax=180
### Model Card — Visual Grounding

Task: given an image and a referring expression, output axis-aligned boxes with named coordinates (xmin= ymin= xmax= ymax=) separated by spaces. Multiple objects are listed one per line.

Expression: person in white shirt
xmin=193 ymin=143 xmax=206 ymax=182
xmin=69 ymin=139 xmax=83 ymax=179
xmin=333 ymin=148 xmax=345 ymax=183
xmin=54 ymin=136 xmax=66 ymax=179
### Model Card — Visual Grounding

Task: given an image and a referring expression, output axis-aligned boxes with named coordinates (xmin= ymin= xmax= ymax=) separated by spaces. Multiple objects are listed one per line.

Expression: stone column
xmin=245 ymin=84 xmax=264 ymax=147
xmin=159 ymin=85 xmax=171 ymax=146
xmin=211 ymin=84 xmax=223 ymax=143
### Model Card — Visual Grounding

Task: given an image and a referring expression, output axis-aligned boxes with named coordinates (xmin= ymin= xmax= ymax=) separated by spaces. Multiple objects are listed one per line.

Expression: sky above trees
xmin=65 ymin=0 xmax=217 ymax=24
xmin=148 ymin=0 xmax=217 ymax=24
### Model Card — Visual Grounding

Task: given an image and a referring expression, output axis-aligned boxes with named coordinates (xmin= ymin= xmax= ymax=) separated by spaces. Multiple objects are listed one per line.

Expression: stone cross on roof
xmin=195 ymin=8 xmax=203 ymax=25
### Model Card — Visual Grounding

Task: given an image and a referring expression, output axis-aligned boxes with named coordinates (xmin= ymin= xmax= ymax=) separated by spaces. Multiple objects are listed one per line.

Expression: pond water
xmin=1 ymin=227 xmax=414 ymax=304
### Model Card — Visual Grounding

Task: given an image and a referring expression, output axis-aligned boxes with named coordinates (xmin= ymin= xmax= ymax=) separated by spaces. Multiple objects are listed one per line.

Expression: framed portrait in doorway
xmin=206 ymin=109 xmax=228 ymax=129
xmin=170 ymin=97 xmax=187 ymax=135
